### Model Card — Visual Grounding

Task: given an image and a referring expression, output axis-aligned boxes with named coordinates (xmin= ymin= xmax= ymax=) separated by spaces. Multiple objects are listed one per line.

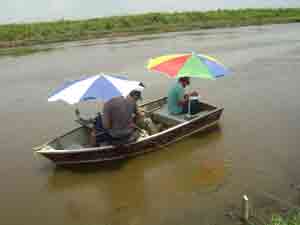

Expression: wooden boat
xmin=34 ymin=97 xmax=223 ymax=165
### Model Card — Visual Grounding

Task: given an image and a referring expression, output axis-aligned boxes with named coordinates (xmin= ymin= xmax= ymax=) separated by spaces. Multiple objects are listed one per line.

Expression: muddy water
xmin=1 ymin=23 xmax=300 ymax=225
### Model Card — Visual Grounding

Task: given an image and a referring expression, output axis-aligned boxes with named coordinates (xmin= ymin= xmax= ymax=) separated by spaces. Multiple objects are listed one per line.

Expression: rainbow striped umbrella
xmin=147 ymin=53 xmax=229 ymax=79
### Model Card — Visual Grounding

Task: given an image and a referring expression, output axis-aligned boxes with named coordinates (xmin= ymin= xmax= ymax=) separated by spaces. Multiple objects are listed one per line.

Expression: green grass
xmin=267 ymin=209 xmax=300 ymax=225
xmin=0 ymin=8 xmax=300 ymax=53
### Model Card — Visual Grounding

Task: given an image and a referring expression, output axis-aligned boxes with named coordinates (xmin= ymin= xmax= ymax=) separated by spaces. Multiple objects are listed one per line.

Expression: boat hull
xmin=36 ymin=107 xmax=223 ymax=165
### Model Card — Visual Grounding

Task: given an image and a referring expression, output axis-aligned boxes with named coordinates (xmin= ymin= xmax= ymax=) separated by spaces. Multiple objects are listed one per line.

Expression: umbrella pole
xmin=97 ymin=102 xmax=102 ymax=114
xmin=75 ymin=105 xmax=80 ymax=119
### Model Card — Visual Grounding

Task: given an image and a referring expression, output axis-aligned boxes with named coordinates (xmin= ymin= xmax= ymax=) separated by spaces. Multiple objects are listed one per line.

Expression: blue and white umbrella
xmin=48 ymin=74 xmax=144 ymax=104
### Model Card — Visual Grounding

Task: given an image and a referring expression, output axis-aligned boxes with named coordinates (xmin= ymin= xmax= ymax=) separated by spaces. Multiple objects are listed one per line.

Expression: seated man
xmin=167 ymin=77 xmax=199 ymax=115
xmin=102 ymin=90 xmax=143 ymax=144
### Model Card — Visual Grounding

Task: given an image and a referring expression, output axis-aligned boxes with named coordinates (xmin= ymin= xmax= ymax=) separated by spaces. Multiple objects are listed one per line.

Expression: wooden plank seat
xmin=152 ymin=104 xmax=212 ymax=126
xmin=152 ymin=105 xmax=187 ymax=126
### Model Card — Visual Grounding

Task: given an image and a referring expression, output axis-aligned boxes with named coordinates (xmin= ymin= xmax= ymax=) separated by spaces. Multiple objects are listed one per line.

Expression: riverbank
xmin=0 ymin=8 xmax=300 ymax=56
xmin=268 ymin=209 xmax=300 ymax=225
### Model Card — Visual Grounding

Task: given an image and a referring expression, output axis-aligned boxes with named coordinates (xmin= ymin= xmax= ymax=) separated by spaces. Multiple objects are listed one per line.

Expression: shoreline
xmin=0 ymin=8 xmax=300 ymax=56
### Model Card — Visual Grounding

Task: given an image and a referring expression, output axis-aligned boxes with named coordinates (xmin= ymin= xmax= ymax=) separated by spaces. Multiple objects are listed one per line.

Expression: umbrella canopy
xmin=147 ymin=53 xmax=229 ymax=79
xmin=48 ymin=74 xmax=144 ymax=104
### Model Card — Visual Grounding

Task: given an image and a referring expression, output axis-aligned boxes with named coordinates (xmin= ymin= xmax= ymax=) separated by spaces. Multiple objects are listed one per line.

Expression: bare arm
xmin=135 ymin=105 xmax=145 ymax=117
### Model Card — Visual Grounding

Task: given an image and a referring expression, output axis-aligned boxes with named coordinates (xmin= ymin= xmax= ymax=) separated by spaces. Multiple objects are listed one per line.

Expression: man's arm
xmin=135 ymin=103 xmax=145 ymax=117
xmin=178 ymin=94 xmax=189 ymax=106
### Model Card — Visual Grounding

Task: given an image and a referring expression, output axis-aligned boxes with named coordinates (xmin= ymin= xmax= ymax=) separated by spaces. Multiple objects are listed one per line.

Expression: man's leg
xmin=136 ymin=116 xmax=159 ymax=135
xmin=182 ymin=101 xmax=189 ymax=114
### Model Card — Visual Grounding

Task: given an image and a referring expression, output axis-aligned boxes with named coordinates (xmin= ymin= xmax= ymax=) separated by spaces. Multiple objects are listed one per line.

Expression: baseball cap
xmin=129 ymin=90 xmax=142 ymax=100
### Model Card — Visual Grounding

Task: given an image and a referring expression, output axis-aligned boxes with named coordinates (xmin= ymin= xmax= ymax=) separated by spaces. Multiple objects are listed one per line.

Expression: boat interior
xmin=47 ymin=98 xmax=217 ymax=150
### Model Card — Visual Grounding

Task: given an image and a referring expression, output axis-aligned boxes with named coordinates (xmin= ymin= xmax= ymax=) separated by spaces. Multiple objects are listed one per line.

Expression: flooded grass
xmin=0 ymin=8 xmax=300 ymax=54
xmin=267 ymin=209 xmax=300 ymax=225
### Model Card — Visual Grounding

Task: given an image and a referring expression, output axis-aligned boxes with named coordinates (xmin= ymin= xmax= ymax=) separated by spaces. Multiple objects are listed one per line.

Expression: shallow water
xmin=1 ymin=23 xmax=300 ymax=225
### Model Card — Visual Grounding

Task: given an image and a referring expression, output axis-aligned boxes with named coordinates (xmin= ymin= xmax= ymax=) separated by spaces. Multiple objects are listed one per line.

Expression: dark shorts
xmin=108 ymin=128 xmax=139 ymax=145
xmin=182 ymin=102 xmax=189 ymax=114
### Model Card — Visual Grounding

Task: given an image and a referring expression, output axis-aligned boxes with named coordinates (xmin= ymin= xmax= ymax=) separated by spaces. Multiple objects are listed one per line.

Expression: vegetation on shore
xmin=0 ymin=8 xmax=300 ymax=56
xmin=267 ymin=209 xmax=300 ymax=225
xmin=0 ymin=46 xmax=52 ymax=56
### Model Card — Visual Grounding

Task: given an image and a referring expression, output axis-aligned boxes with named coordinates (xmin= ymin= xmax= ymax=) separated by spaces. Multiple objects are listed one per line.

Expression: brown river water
xmin=1 ymin=23 xmax=300 ymax=225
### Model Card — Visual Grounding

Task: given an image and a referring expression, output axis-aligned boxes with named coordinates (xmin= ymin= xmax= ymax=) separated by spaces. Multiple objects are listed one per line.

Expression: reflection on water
xmin=47 ymin=161 xmax=148 ymax=224
xmin=196 ymin=159 xmax=225 ymax=186
xmin=45 ymin=125 xmax=226 ymax=225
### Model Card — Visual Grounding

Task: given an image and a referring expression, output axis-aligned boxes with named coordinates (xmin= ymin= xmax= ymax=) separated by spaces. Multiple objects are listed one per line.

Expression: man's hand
xmin=129 ymin=121 xmax=137 ymax=129
xmin=134 ymin=109 xmax=145 ymax=118
xmin=190 ymin=91 xmax=199 ymax=97
xmin=138 ymin=110 xmax=145 ymax=117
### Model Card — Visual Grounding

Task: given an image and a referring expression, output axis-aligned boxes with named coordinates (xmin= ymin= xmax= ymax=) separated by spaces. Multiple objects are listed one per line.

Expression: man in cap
xmin=167 ymin=77 xmax=198 ymax=115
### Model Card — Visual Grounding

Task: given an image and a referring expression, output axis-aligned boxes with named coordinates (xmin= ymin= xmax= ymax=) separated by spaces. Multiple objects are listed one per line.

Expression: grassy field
xmin=0 ymin=8 xmax=300 ymax=55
